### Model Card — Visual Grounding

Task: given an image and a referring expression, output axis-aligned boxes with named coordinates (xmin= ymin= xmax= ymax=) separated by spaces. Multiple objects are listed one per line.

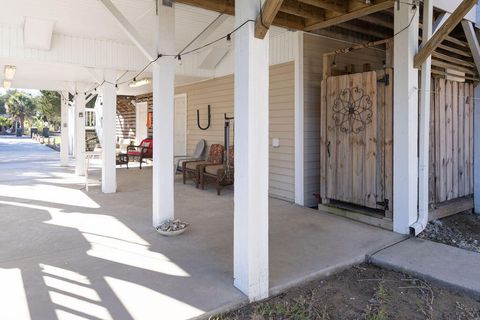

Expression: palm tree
xmin=6 ymin=92 xmax=36 ymax=133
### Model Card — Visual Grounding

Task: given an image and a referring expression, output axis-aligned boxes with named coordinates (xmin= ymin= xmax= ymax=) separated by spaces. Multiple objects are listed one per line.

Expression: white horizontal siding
xmin=176 ymin=62 xmax=295 ymax=201
xmin=213 ymin=30 xmax=296 ymax=78
xmin=0 ymin=24 xmax=147 ymax=71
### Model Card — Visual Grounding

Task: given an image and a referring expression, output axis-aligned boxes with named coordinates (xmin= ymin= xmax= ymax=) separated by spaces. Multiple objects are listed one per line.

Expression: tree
xmin=6 ymin=92 xmax=36 ymax=131
xmin=0 ymin=90 xmax=16 ymax=114
xmin=35 ymin=90 xmax=61 ymax=128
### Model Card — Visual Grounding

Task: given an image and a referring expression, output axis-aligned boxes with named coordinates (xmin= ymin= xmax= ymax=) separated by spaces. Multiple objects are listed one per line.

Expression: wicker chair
xmin=200 ymin=145 xmax=234 ymax=195
xmin=182 ymin=144 xmax=224 ymax=188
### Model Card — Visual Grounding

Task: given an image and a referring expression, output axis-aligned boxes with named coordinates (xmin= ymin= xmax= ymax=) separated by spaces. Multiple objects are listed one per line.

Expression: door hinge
xmin=376 ymin=199 xmax=389 ymax=211
xmin=377 ymin=74 xmax=389 ymax=86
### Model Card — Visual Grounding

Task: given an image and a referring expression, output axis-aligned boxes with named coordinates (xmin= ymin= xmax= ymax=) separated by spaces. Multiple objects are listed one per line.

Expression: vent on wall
xmin=23 ymin=17 xmax=55 ymax=50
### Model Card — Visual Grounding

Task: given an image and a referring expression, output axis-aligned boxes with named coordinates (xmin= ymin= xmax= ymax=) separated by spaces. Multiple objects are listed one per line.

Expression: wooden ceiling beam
xmin=356 ymin=14 xmax=392 ymax=30
xmin=304 ymin=0 xmax=394 ymax=31
xmin=414 ymin=0 xmax=477 ymax=68
xmin=255 ymin=0 xmax=284 ymax=39
xmin=336 ymin=21 xmax=391 ymax=39
xmin=297 ymin=0 xmax=347 ymax=14
xmin=274 ymin=11 xmax=306 ymax=30
xmin=175 ymin=0 xmax=235 ymax=15
xmin=176 ymin=0 xmax=303 ymax=33
xmin=280 ymin=0 xmax=324 ymax=20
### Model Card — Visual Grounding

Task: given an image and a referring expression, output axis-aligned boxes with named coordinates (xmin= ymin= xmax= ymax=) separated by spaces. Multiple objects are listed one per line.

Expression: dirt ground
xmin=419 ymin=211 xmax=480 ymax=253
xmin=212 ymin=264 xmax=480 ymax=320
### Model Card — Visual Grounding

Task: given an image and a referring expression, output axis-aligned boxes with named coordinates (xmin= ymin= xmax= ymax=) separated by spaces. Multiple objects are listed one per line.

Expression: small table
xmin=116 ymin=153 xmax=128 ymax=166
xmin=85 ymin=150 xmax=102 ymax=191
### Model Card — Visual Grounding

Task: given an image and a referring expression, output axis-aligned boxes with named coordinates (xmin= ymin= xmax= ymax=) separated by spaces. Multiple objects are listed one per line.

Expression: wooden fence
xmin=429 ymin=78 xmax=474 ymax=205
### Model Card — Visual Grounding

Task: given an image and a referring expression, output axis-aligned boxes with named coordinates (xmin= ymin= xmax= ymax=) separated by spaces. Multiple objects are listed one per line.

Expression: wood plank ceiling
xmin=175 ymin=0 xmax=396 ymax=33
xmin=175 ymin=0 xmax=478 ymax=80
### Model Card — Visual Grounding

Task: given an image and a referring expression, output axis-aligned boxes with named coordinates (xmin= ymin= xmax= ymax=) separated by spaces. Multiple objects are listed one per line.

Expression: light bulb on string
xmin=226 ymin=33 xmax=232 ymax=48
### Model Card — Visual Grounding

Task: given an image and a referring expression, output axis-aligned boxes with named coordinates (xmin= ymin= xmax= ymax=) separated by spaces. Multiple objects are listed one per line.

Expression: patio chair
xmin=174 ymin=139 xmax=206 ymax=174
xmin=182 ymin=143 xmax=224 ymax=188
xmin=200 ymin=145 xmax=234 ymax=195
xmin=127 ymin=138 xmax=153 ymax=169
xmin=116 ymin=139 xmax=131 ymax=167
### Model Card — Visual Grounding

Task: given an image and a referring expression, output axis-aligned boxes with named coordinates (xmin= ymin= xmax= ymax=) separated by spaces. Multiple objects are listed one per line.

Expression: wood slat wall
xmin=116 ymin=95 xmax=136 ymax=140
xmin=135 ymin=94 xmax=153 ymax=138
xmin=303 ymin=33 xmax=385 ymax=207
xmin=175 ymin=62 xmax=296 ymax=201
xmin=429 ymin=78 xmax=474 ymax=205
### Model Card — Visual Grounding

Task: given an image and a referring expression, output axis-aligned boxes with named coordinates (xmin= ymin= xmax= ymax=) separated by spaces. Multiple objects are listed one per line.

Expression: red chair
xmin=127 ymin=138 xmax=153 ymax=169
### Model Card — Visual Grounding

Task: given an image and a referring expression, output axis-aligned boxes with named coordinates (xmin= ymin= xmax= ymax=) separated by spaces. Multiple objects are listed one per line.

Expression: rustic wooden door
xmin=320 ymin=69 xmax=393 ymax=212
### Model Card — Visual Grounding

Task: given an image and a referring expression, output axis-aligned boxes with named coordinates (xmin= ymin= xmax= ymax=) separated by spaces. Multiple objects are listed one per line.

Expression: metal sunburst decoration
xmin=332 ymin=87 xmax=373 ymax=134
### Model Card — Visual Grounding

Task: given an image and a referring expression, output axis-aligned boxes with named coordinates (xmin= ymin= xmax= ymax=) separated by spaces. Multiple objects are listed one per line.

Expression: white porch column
xmin=101 ymin=71 xmax=117 ymax=193
xmin=475 ymin=85 xmax=480 ymax=214
xmin=60 ymin=90 xmax=69 ymax=166
xmin=393 ymin=2 xmax=419 ymax=234
xmin=234 ymin=0 xmax=269 ymax=301
xmin=152 ymin=2 xmax=175 ymax=226
xmin=74 ymin=90 xmax=86 ymax=176
xmin=68 ymin=99 xmax=75 ymax=157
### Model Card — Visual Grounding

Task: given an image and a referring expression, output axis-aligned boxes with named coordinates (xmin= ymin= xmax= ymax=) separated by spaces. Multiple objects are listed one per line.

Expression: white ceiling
xmin=0 ymin=0 xmax=223 ymax=50
xmin=0 ymin=0 xmax=289 ymax=94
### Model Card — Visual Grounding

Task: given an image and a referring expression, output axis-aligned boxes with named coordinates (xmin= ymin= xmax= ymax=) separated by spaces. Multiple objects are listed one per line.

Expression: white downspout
xmin=410 ymin=0 xmax=433 ymax=235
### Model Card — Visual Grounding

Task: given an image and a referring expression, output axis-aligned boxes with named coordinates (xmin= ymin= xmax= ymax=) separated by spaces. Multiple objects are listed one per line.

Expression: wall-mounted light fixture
xmin=4 ymin=65 xmax=16 ymax=80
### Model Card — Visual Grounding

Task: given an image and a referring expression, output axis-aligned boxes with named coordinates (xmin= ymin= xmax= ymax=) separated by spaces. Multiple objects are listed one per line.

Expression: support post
xmin=60 ymin=90 xmax=69 ymax=166
xmin=234 ymin=0 xmax=269 ymax=301
xmin=101 ymin=71 xmax=117 ymax=193
xmin=74 ymin=89 xmax=86 ymax=176
xmin=393 ymin=1 xmax=419 ymax=234
xmin=475 ymin=85 xmax=480 ymax=214
xmin=152 ymin=2 xmax=175 ymax=227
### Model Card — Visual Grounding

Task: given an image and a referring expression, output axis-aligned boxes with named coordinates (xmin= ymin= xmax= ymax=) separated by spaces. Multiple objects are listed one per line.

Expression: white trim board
xmin=294 ymin=31 xmax=304 ymax=206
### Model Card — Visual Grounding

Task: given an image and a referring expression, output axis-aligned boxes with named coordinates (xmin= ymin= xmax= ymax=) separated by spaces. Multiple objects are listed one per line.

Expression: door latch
xmin=377 ymin=74 xmax=389 ymax=86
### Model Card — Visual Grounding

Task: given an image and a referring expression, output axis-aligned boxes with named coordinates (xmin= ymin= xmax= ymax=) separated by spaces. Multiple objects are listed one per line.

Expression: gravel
xmin=419 ymin=211 xmax=480 ymax=253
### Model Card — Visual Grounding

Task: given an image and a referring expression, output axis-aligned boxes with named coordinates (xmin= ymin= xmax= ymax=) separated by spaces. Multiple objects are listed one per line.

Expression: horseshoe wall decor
xmin=197 ymin=104 xmax=211 ymax=130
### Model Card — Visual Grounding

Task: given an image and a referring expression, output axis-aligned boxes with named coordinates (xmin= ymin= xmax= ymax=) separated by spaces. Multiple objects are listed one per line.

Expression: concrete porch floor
xmin=0 ymin=136 xmax=405 ymax=320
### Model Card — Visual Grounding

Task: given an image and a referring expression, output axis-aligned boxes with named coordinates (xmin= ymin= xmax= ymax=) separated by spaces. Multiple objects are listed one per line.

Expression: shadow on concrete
xmin=0 ymin=136 xmax=404 ymax=320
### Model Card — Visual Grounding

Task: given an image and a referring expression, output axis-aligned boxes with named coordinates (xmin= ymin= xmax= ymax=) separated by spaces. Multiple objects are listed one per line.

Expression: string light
xmin=75 ymin=0 xmax=420 ymax=96
xmin=226 ymin=33 xmax=232 ymax=48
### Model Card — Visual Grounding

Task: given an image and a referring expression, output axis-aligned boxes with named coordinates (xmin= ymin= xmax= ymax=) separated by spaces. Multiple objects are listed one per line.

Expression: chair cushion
xmin=128 ymin=151 xmax=142 ymax=156
xmin=205 ymin=164 xmax=223 ymax=175
xmin=228 ymin=145 xmax=234 ymax=167
xmin=185 ymin=161 xmax=209 ymax=170
xmin=208 ymin=144 xmax=224 ymax=164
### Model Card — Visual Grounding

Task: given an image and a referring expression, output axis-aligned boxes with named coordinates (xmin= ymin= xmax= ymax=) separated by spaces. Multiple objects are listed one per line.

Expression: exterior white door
xmin=136 ymin=102 xmax=148 ymax=143
xmin=174 ymin=94 xmax=187 ymax=156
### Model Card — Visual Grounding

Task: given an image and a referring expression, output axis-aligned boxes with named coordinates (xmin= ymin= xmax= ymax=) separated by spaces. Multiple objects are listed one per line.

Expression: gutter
xmin=410 ymin=0 xmax=433 ymax=236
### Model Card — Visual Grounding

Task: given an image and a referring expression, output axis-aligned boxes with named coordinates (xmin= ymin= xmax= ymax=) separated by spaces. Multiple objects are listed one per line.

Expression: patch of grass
xmin=252 ymin=295 xmax=322 ymax=320
xmin=364 ymin=282 xmax=389 ymax=320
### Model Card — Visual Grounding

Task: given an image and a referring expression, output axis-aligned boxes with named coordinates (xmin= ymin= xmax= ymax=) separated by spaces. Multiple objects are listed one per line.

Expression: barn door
xmin=320 ymin=69 xmax=392 ymax=212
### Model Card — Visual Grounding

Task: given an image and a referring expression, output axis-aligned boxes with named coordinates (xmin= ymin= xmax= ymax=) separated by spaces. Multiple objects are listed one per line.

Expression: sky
xmin=0 ymin=88 xmax=41 ymax=97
